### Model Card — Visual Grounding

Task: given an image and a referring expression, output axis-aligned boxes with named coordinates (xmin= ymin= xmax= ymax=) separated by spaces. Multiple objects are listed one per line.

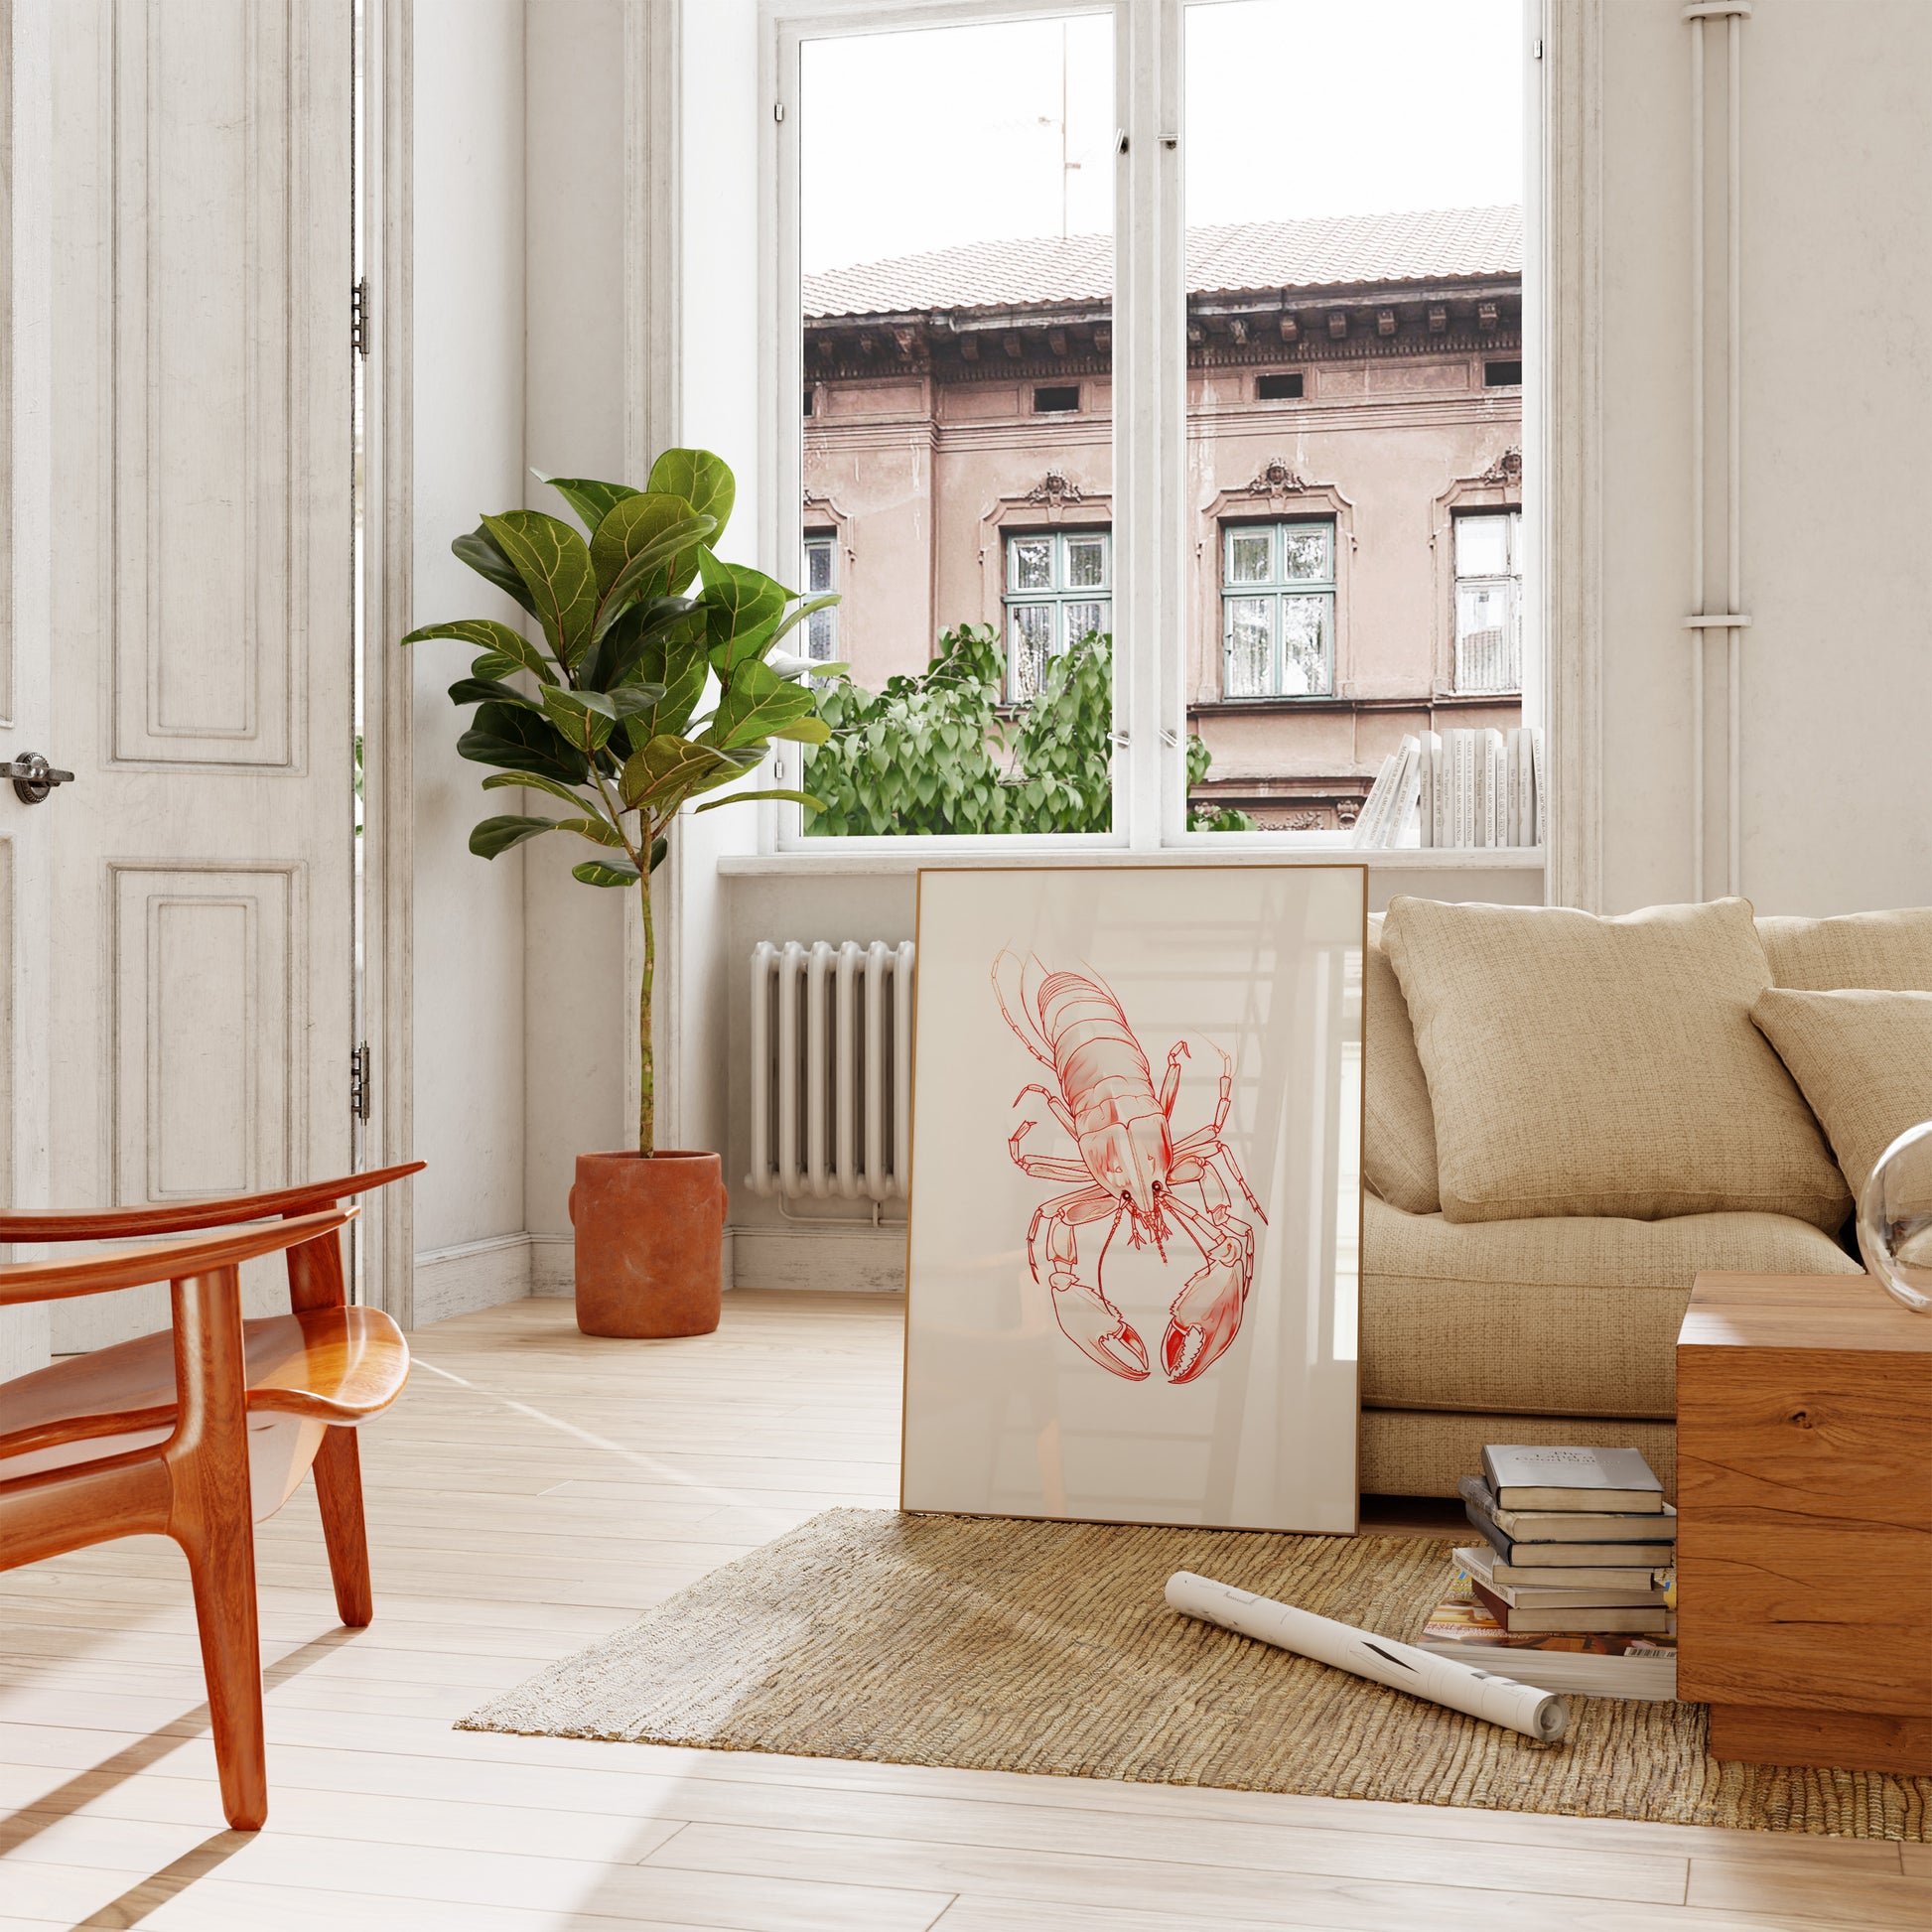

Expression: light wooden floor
xmin=2 ymin=1292 xmax=1925 ymax=1932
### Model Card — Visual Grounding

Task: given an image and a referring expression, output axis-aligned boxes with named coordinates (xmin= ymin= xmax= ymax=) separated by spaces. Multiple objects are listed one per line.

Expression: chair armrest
xmin=0 ymin=1208 xmax=355 ymax=1306
xmin=0 ymin=1162 xmax=422 ymax=1243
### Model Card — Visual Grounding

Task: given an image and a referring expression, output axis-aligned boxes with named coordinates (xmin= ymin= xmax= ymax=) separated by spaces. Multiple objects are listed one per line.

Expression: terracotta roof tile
xmin=803 ymin=206 xmax=1521 ymax=321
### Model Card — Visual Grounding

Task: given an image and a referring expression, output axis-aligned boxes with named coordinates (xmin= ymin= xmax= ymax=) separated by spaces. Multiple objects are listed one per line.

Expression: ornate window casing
xmin=978 ymin=469 xmax=1114 ymax=697
xmin=1194 ymin=463 xmax=1355 ymax=706
xmin=1430 ymin=447 xmax=1522 ymax=696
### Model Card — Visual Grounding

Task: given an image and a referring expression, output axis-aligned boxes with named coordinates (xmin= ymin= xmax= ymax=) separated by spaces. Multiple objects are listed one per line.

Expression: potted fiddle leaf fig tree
xmin=402 ymin=449 xmax=836 ymax=1339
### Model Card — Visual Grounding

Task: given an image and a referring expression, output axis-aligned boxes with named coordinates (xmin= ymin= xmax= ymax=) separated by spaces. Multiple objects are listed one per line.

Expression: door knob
xmin=2 ymin=752 xmax=75 ymax=804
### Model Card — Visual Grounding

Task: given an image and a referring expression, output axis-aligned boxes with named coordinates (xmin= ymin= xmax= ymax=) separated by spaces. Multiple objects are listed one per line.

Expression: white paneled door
xmin=17 ymin=1 xmax=356 ymax=1355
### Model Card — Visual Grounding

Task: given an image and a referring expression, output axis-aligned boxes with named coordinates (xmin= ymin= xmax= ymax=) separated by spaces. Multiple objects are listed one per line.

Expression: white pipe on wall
xmin=1683 ymin=1 xmax=1752 ymax=900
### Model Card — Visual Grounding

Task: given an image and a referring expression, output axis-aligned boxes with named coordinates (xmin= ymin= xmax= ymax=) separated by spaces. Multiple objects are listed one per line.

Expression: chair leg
xmin=182 ymin=1512 xmax=269 ymax=1831
xmin=313 ymin=1425 xmax=373 ymax=1627
xmin=167 ymin=1265 xmax=269 ymax=1832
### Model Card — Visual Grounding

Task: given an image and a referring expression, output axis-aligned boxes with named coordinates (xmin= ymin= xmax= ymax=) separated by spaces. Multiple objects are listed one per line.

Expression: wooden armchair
xmin=0 ymin=1163 xmax=422 ymax=1830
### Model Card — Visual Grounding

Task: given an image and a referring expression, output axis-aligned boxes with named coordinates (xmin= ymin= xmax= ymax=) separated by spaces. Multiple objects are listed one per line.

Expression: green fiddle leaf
xmin=645 ymin=448 xmax=735 ymax=553
xmin=481 ymin=511 xmax=599 ymax=667
xmin=699 ymin=554 xmax=791 ymax=666
xmin=457 ymin=701 xmax=591 ymax=786
xmin=714 ymin=593 xmax=839 ymax=678
xmin=619 ymin=735 xmax=757 ymax=815
xmin=573 ymin=856 xmax=641 ymax=889
xmin=593 ymin=515 xmax=716 ymax=642
xmin=589 ymin=492 xmax=712 ymax=600
xmin=400 ymin=616 xmax=556 ymax=685
xmin=693 ymin=786 xmax=825 ymax=814
xmin=539 ymin=684 xmax=618 ymax=755
xmin=447 ymin=675 xmax=537 ymax=711
xmin=648 ymin=834 xmax=669 ymax=873
xmin=772 ymin=713 xmax=831 ymax=746
xmin=536 ymin=473 xmax=639 ymax=537
xmin=451 ymin=527 xmax=537 ymax=619
xmin=704 ymin=658 xmax=815 ymax=750
xmin=470 ymin=814 xmax=560 ymax=859
xmin=556 ymin=815 xmax=627 ymax=848
xmin=480 ymin=769 xmax=599 ymax=813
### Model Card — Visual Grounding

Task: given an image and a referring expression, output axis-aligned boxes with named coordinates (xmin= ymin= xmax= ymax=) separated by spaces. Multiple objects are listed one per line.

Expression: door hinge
xmin=350 ymin=1042 xmax=372 ymax=1122
xmin=351 ymin=277 xmax=371 ymax=358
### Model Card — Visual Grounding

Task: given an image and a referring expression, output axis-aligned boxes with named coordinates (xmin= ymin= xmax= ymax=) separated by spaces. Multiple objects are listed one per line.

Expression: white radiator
xmin=748 ymin=940 xmax=915 ymax=1200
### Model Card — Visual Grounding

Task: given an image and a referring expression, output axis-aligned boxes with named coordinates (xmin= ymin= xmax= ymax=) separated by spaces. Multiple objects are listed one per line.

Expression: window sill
xmin=718 ymin=845 xmax=1547 ymax=878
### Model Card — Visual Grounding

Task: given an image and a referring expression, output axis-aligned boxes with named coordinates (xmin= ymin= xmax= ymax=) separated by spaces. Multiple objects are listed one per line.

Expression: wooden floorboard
xmin=1 ymin=1290 xmax=1921 ymax=1931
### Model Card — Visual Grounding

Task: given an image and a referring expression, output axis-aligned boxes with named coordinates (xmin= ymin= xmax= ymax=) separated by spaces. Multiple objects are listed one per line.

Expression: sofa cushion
xmin=1360 ymin=1410 xmax=1680 ymax=1503
xmin=1381 ymin=895 xmax=1851 ymax=1229
xmin=1759 ymin=907 xmax=1932 ymax=991
xmin=1750 ymin=988 xmax=1932 ymax=1199
xmin=1364 ymin=915 xmax=1441 ymax=1215
xmin=1360 ymin=1191 xmax=1863 ymax=1419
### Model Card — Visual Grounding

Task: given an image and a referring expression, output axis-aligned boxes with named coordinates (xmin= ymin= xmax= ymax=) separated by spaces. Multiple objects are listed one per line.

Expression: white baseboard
xmin=529 ymin=1232 xmax=575 ymax=1298
xmin=728 ymin=1222 xmax=906 ymax=1294
xmin=411 ymin=1232 xmax=533 ymax=1328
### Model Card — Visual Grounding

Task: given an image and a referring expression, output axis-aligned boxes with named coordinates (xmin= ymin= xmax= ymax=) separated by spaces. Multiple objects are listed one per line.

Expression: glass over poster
xmin=902 ymin=865 xmax=1364 ymax=1533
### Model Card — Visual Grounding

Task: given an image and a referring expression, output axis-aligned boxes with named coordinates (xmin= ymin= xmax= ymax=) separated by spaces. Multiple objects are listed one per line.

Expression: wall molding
xmin=1541 ymin=0 xmax=1604 ymax=910
xmin=729 ymin=1222 xmax=905 ymax=1295
xmin=411 ymin=1231 xmax=532 ymax=1328
xmin=360 ymin=0 xmax=417 ymax=1323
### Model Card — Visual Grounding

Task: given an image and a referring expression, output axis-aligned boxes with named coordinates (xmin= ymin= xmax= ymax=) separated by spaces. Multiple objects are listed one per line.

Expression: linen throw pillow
xmin=1381 ymin=896 xmax=1851 ymax=1229
xmin=1757 ymin=907 xmax=1932 ymax=991
xmin=1750 ymin=988 xmax=1932 ymax=1200
xmin=1363 ymin=915 xmax=1441 ymax=1215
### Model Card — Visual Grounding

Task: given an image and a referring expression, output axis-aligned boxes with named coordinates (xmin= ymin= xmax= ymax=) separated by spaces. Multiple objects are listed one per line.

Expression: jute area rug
xmin=459 ymin=1508 xmax=1930 ymax=1839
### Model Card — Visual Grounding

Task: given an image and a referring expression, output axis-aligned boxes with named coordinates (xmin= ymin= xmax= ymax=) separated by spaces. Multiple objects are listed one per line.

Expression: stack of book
xmin=1417 ymin=1444 xmax=1678 ymax=1701
xmin=1352 ymin=726 xmax=1544 ymax=850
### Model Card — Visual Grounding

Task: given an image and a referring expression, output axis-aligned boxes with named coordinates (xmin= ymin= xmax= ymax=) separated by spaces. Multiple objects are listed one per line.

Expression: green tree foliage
xmin=802 ymin=625 xmax=1257 ymax=835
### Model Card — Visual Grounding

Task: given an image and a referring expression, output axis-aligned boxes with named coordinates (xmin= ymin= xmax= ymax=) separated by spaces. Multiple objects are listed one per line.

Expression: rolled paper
xmin=1166 ymin=1570 xmax=1570 ymax=1743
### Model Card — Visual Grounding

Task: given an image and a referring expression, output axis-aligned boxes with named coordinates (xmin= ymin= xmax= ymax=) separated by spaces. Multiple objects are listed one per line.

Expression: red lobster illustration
xmin=994 ymin=949 xmax=1266 ymax=1384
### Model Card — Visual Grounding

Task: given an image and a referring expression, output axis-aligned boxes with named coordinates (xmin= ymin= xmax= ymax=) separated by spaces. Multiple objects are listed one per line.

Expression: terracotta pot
xmin=569 ymin=1151 xmax=727 ymax=1338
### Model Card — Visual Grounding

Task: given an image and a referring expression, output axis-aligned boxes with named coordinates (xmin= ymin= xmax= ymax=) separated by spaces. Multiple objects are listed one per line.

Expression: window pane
xmin=1280 ymin=595 xmax=1331 ymax=695
xmin=806 ymin=607 xmax=838 ymax=661
xmin=1009 ymin=537 xmax=1053 ymax=592
xmin=1010 ymin=603 xmax=1056 ymax=701
xmin=1184 ymin=0 xmax=1524 ymax=831
xmin=1226 ymin=530 xmax=1272 ymax=585
xmin=1225 ymin=598 xmax=1273 ymax=697
xmin=1454 ymin=581 xmax=1518 ymax=692
xmin=799 ymin=12 xmax=1115 ymax=837
xmin=1454 ymin=513 xmax=1510 ymax=579
xmin=1063 ymin=535 xmax=1107 ymax=589
xmin=804 ymin=538 xmax=834 ymax=594
xmin=1281 ymin=523 xmax=1332 ymax=584
xmin=1064 ymin=601 xmax=1107 ymax=644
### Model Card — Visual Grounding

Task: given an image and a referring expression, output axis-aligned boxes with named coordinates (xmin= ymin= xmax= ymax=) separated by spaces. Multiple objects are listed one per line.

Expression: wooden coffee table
xmin=1677 ymin=1272 xmax=1932 ymax=1773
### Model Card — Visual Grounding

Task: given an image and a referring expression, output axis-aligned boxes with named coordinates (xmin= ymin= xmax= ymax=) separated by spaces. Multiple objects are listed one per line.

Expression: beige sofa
xmin=1360 ymin=906 xmax=1931 ymax=1498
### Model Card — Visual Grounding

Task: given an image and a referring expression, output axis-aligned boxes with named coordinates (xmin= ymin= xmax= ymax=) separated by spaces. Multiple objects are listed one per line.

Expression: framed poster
xmin=901 ymin=864 xmax=1365 ymax=1535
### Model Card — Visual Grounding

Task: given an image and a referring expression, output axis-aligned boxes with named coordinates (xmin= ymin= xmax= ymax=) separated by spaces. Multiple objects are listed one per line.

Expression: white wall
xmin=410 ymin=1 xmax=530 ymax=1275
xmin=522 ymin=0 xmax=629 ymax=1263
xmin=1590 ymin=0 xmax=1932 ymax=916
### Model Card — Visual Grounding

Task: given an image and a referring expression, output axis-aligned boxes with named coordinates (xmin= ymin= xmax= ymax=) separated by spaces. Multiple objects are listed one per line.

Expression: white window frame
xmin=756 ymin=0 xmax=1549 ymax=862
xmin=1449 ymin=508 xmax=1523 ymax=696
xmin=1219 ymin=517 xmax=1337 ymax=699
xmin=1005 ymin=528 xmax=1113 ymax=701
xmin=801 ymin=529 xmax=839 ymax=663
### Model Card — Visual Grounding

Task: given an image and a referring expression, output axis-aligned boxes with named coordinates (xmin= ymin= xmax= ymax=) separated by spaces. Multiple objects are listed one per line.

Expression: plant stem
xmin=638 ymin=851 xmax=655 ymax=1155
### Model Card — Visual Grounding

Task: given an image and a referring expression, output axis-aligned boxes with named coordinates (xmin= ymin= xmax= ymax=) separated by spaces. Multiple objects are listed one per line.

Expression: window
xmin=802 ymin=386 xmax=816 ymax=416
xmin=1451 ymin=510 xmax=1521 ymax=693
xmin=1005 ymin=529 xmax=1111 ymax=701
xmin=801 ymin=532 xmax=839 ymax=662
xmin=1220 ymin=520 xmax=1335 ymax=698
xmin=776 ymin=0 xmax=1531 ymax=846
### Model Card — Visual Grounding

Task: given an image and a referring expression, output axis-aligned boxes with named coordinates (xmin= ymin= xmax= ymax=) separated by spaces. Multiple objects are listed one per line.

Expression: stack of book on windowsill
xmin=1416 ymin=1444 xmax=1678 ymax=1701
